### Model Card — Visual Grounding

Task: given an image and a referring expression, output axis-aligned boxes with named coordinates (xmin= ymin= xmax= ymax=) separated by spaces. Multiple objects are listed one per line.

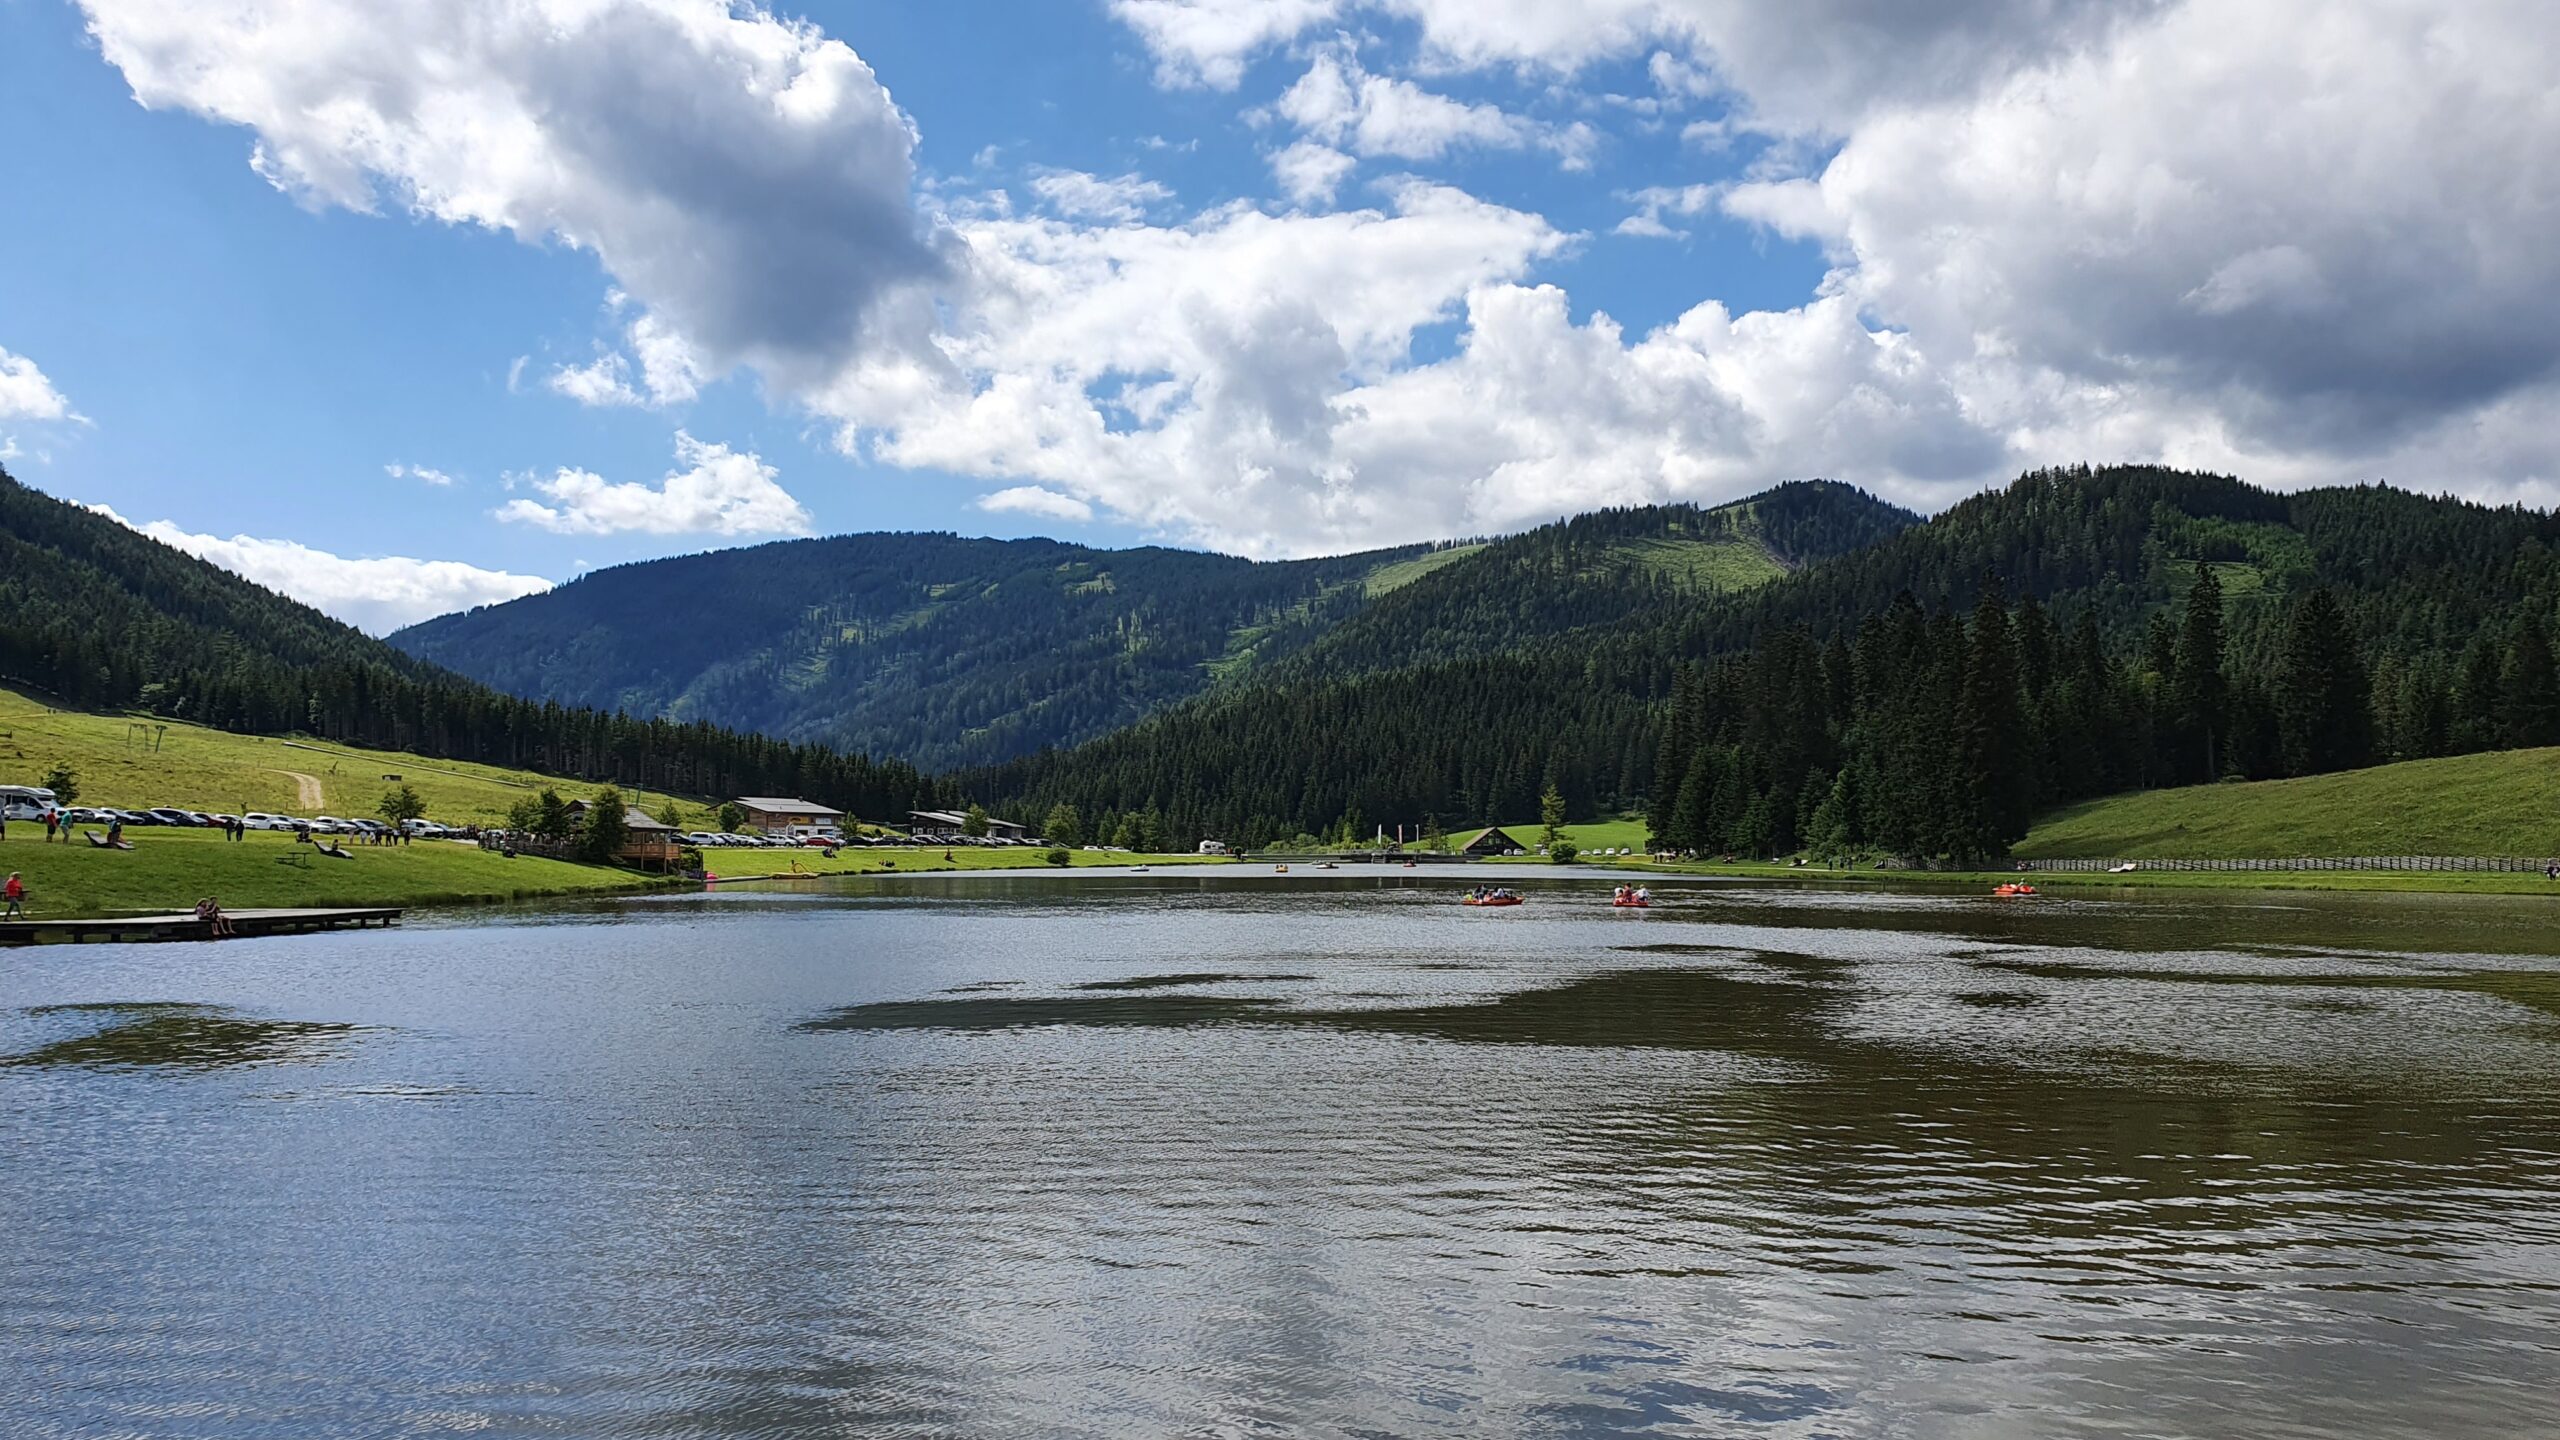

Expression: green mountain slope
xmin=967 ymin=467 xmax=2560 ymax=851
xmin=392 ymin=533 xmax=1437 ymax=771
xmin=0 ymin=468 xmax=936 ymax=819
xmin=2017 ymin=749 xmax=2560 ymax=859
xmin=390 ymin=482 xmax=1915 ymax=770
xmin=1269 ymin=481 xmax=1917 ymax=682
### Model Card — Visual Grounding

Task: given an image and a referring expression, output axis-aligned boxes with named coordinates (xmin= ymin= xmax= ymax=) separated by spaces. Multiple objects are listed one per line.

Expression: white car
xmin=241 ymin=812 xmax=293 ymax=831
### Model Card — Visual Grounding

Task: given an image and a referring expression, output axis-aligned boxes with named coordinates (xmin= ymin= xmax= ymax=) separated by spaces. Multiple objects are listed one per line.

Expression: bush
xmin=1045 ymin=846 xmax=1071 ymax=866
xmin=1550 ymin=840 xmax=1580 ymax=863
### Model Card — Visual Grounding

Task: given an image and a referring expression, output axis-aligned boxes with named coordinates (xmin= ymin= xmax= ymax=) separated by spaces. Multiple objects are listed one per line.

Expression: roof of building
xmin=909 ymin=809 xmax=970 ymax=826
xmin=1461 ymin=826 xmax=1530 ymax=853
xmin=737 ymin=797 xmax=846 ymax=817
xmin=623 ymin=808 xmax=677 ymax=832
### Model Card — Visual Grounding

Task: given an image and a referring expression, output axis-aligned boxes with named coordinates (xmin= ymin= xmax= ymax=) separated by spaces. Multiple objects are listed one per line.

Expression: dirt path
xmin=267 ymin=768 xmax=323 ymax=810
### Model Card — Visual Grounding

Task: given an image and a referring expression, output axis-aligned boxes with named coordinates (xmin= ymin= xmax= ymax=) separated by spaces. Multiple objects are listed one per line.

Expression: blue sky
xmin=1 ymin=0 xmax=2552 ymax=631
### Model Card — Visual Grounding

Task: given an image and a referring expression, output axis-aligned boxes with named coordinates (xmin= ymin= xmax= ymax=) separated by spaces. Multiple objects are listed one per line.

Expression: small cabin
xmin=1462 ymin=826 xmax=1530 ymax=857
xmin=563 ymin=801 xmax=684 ymax=870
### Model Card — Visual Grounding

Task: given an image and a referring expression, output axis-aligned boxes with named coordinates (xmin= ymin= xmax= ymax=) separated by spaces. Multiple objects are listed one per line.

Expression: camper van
xmin=0 ymin=786 xmax=59 ymax=821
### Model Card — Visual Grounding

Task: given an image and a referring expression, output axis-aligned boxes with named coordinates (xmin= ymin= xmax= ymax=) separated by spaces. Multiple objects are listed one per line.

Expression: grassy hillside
xmin=2016 ymin=749 xmax=2560 ymax=859
xmin=1363 ymin=545 xmax=1485 ymax=597
xmin=0 ymin=827 xmax=660 ymax=917
xmin=0 ymin=686 xmax=714 ymax=828
xmin=1449 ymin=818 xmax=1652 ymax=854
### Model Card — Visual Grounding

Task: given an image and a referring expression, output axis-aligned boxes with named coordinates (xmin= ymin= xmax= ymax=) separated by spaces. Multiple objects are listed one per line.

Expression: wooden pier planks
xmin=0 ymin=907 xmax=402 ymax=946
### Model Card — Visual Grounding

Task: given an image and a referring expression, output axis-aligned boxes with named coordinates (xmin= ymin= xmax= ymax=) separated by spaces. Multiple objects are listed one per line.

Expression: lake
xmin=6 ymin=869 xmax=2559 ymax=1437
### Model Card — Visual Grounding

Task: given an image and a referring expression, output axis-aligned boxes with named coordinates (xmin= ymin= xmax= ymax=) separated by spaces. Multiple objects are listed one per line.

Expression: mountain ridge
xmin=391 ymin=482 xmax=1914 ymax=770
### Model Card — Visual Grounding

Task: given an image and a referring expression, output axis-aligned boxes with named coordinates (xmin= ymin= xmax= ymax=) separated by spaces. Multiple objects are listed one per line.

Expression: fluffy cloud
xmin=1271 ymin=45 xmax=1594 ymax=169
xmin=1614 ymin=183 xmax=1717 ymax=238
xmin=496 ymin=432 xmax=810 ymax=537
xmin=384 ymin=463 xmax=456 ymax=486
xmin=1029 ymin=170 xmax=1175 ymax=225
xmin=84 ymin=503 xmax=549 ymax=634
xmin=95 ymin=0 xmax=2560 ymax=561
xmin=1268 ymin=141 xmax=1357 ymax=205
xmin=1726 ymin=0 xmax=2560 ymax=470
xmin=976 ymin=486 xmax=1095 ymax=523
xmin=0 ymin=346 xmax=77 ymax=423
xmin=1113 ymin=0 xmax=2153 ymax=134
xmin=79 ymin=0 xmax=952 ymax=395
xmin=858 ymin=181 xmax=1573 ymax=554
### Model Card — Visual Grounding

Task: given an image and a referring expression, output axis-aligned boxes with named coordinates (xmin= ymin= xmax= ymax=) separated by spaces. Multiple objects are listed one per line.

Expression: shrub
xmin=1550 ymin=840 xmax=1580 ymax=863
xmin=1045 ymin=846 xmax=1071 ymax=866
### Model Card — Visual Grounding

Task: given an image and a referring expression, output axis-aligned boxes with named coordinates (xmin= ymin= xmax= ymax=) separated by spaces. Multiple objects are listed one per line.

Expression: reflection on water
xmin=4 ymin=873 xmax=2559 ymax=1438
xmin=6 ymin=1001 xmax=363 ymax=1070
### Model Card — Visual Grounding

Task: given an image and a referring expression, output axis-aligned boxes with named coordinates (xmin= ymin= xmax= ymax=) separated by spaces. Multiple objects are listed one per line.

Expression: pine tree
xmin=2274 ymin=588 xmax=2373 ymax=776
xmin=1953 ymin=578 xmax=2031 ymax=856
xmin=2498 ymin=610 xmax=2560 ymax=748
xmin=2171 ymin=561 xmax=2228 ymax=783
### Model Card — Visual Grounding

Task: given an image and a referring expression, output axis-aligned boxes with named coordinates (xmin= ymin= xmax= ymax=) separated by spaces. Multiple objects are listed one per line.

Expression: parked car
xmin=147 ymin=808 xmax=204 ymax=827
xmin=241 ymin=812 xmax=290 ymax=830
xmin=311 ymin=816 xmax=353 ymax=833
xmin=62 ymin=807 xmax=106 ymax=825
xmin=112 ymin=809 xmax=161 ymax=826
xmin=208 ymin=814 xmax=239 ymax=829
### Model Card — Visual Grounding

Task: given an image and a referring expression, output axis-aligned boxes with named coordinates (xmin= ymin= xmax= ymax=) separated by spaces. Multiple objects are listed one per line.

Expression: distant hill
xmin=964 ymin=466 xmax=2560 ymax=852
xmin=390 ymin=482 xmax=1914 ymax=770
xmin=0 ymin=467 xmax=937 ymax=819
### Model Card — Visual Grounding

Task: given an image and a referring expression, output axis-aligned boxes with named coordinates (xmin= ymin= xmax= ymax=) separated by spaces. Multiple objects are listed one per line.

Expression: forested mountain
xmin=393 ymin=533 xmax=1432 ymax=771
xmin=390 ymin=482 xmax=1907 ymax=769
xmin=0 ymin=468 xmax=938 ymax=819
xmin=1268 ymin=481 xmax=1916 ymax=682
xmin=963 ymin=467 xmax=2560 ymax=858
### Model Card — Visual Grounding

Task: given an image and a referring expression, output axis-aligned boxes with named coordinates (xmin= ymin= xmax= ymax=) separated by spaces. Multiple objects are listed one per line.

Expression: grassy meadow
xmin=2016 ymin=748 xmax=2560 ymax=860
xmin=0 ymin=685 xmax=712 ymax=828
xmin=0 ymin=826 xmax=660 ymax=917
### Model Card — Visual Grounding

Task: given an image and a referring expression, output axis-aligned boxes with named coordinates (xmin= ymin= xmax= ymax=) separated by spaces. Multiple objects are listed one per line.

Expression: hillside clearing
xmin=2015 ymin=748 xmax=2560 ymax=860
xmin=0 ymin=686 xmax=710 ymax=828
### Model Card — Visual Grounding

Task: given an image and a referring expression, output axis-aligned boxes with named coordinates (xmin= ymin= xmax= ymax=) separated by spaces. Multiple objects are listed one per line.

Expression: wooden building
xmin=736 ymin=797 xmax=848 ymax=837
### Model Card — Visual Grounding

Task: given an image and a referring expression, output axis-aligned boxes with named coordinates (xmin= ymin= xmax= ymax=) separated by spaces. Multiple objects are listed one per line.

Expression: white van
xmin=0 ymin=786 xmax=59 ymax=821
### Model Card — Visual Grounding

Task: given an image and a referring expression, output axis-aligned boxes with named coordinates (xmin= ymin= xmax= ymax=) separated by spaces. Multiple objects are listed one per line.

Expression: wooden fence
xmin=2015 ymin=855 xmax=2560 ymax=874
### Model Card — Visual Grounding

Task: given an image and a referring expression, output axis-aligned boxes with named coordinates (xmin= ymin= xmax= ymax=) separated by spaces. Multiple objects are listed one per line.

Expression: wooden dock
xmin=0 ymin=907 xmax=402 ymax=946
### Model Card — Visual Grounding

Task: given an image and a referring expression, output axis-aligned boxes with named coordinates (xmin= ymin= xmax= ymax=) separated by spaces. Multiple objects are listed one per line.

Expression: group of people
xmin=20 ymin=808 xmax=97 ymax=844
xmin=1612 ymin=885 xmax=1653 ymax=904
xmin=1466 ymin=886 xmax=1521 ymax=902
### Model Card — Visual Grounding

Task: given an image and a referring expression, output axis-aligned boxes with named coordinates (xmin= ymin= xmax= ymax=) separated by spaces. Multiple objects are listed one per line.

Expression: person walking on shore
xmin=43 ymin=809 xmax=57 ymax=843
xmin=4 ymin=872 xmax=25 ymax=918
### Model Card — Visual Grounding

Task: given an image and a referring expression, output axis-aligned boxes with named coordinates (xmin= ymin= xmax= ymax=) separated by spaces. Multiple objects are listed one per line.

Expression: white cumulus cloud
xmin=0 ymin=346 xmax=78 ymax=423
xmin=1272 ymin=44 xmax=1593 ymax=169
xmin=976 ymin=486 xmax=1095 ymax=523
xmin=384 ymin=463 xmax=456 ymax=486
xmin=1028 ymin=169 xmax=1175 ymax=225
xmin=83 ymin=502 xmax=551 ymax=634
xmin=78 ymin=0 xmax=954 ymax=396
xmin=496 ymin=432 xmax=811 ymax=537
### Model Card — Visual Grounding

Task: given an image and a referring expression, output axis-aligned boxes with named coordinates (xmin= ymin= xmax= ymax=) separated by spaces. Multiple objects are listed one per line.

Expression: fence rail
xmin=2015 ymin=855 xmax=2560 ymax=874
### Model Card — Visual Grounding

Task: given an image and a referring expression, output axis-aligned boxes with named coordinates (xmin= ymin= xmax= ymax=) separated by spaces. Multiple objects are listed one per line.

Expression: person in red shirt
xmin=4 ymin=872 xmax=25 ymax=918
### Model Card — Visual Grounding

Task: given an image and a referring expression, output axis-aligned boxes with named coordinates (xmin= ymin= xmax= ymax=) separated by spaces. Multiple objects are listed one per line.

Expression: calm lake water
xmin=6 ymin=869 xmax=2560 ymax=1438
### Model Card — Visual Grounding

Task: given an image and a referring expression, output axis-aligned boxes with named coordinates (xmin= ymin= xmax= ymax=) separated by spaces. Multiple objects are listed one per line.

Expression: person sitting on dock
xmin=193 ymin=897 xmax=235 ymax=938
xmin=106 ymin=816 xmax=123 ymax=847
xmin=4 ymin=872 xmax=23 ymax=918
xmin=316 ymin=837 xmax=353 ymax=859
